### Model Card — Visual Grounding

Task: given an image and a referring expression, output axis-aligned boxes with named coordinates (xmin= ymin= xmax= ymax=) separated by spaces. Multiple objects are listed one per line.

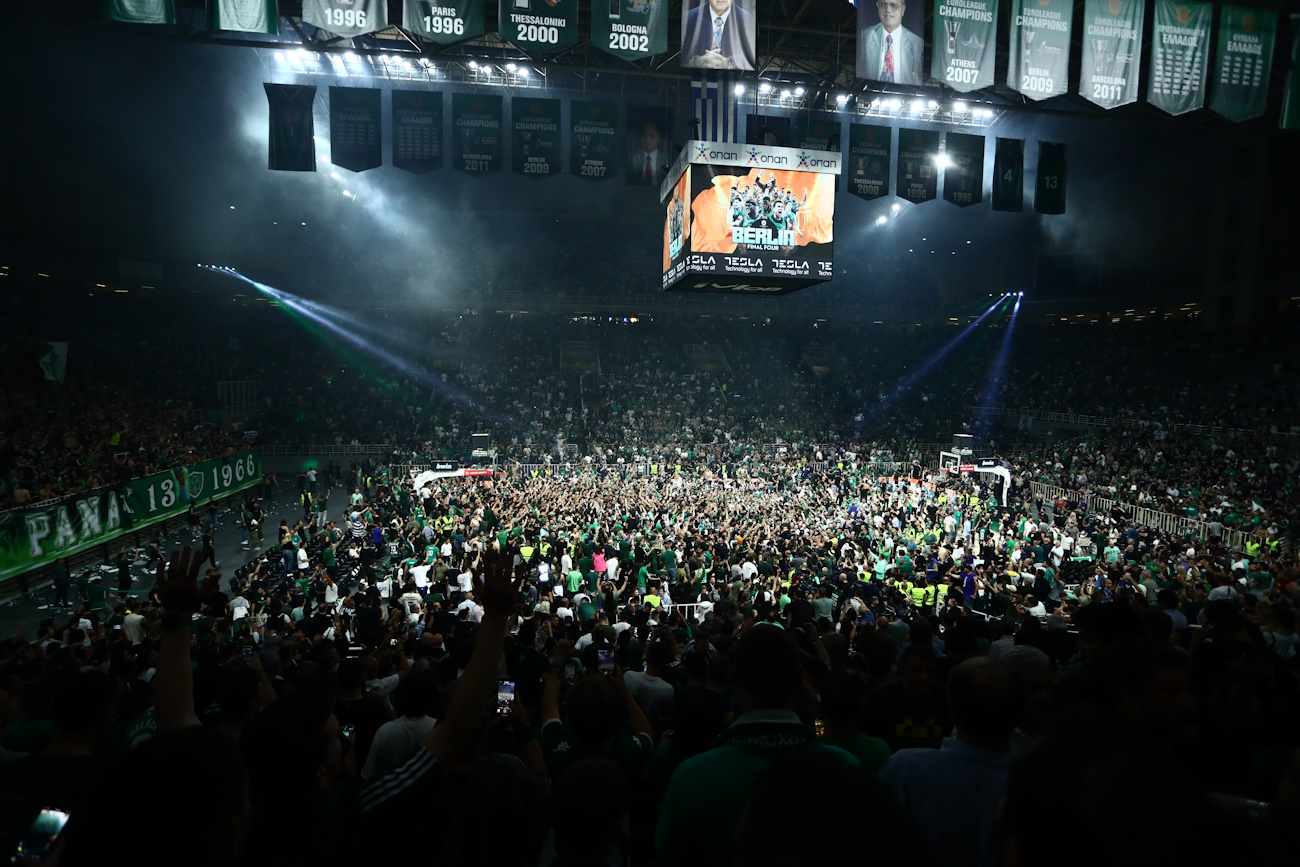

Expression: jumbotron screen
xmin=661 ymin=141 xmax=839 ymax=294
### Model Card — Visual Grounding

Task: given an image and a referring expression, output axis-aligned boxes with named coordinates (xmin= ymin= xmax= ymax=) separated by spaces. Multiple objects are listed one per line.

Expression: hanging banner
xmin=681 ymin=0 xmax=757 ymax=71
xmin=593 ymin=0 xmax=669 ymax=61
xmin=1079 ymin=0 xmax=1145 ymax=109
xmin=1034 ymin=142 xmax=1067 ymax=214
xmin=1007 ymin=0 xmax=1072 ymax=101
xmin=932 ymin=0 xmax=998 ymax=93
xmin=992 ymin=137 xmax=1023 ymax=212
xmin=942 ymin=132 xmax=984 ymax=207
xmin=210 ymin=0 xmax=278 ymax=34
xmin=302 ymin=0 xmax=387 ymax=37
xmin=1209 ymin=6 xmax=1278 ymax=123
xmin=570 ymin=100 xmax=618 ymax=181
xmin=1147 ymin=1 xmax=1212 ymax=115
xmin=329 ymin=86 xmax=382 ymax=173
xmin=500 ymin=0 xmax=579 ymax=52
xmin=402 ymin=0 xmax=485 ymax=43
xmin=1282 ymin=14 xmax=1300 ymax=130
xmin=746 ymin=115 xmax=792 ymax=147
xmin=794 ymin=118 xmax=840 ymax=153
xmin=452 ymin=93 xmax=503 ymax=176
xmin=857 ymin=0 xmax=925 ymax=84
xmin=264 ymin=83 xmax=317 ymax=172
xmin=847 ymin=122 xmax=891 ymax=201
xmin=103 ymin=0 xmax=175 ymax=23
xmin=626 ymin=106 xmax=675 ymax=187
xmin=392 ymin=90 xmax=443 ymax=174
xmin=896 ymin=128 xmax=940 ymax=205
xmin=512 ymin=97 xmax=561 ymax=179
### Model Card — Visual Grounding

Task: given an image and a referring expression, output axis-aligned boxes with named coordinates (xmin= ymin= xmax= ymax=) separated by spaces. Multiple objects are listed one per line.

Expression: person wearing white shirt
xmin=456 ymin=569 xmax=474 ymax=595
xmin=741 ymin=560 xmax=758 ymax=581
xmin=555 ymin=605 xmax=575 ymax=621
xmin=561 ymin=552 xmax=573 ymax=575
xmin=537 ymin=562 xmax=551 ymax=584
xmin=456 ymin=593 xmax=477 ymax=618
xmin=440 ymin=541 xmax=453 ymax=559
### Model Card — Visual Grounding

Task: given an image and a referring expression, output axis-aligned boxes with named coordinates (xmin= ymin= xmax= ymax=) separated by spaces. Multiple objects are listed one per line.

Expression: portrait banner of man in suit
xmin=626 ymin=106 xmax=675 ymax=187
xmin=681 ymin=0 xmax=757 ymax=71
xmin=857 ymin=0 xmax=925 ymax=85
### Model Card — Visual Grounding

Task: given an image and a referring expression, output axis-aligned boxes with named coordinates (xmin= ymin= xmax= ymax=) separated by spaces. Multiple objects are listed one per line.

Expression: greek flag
xmin=692 ymin=70 xmax=738 ymax=143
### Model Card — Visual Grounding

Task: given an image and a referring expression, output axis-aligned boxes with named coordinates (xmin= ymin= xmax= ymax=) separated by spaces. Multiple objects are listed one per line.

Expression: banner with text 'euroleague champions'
xmin=942 ymin=132 xmax=984 ymax=207
xmin=1209 ymin=6 xmax=1278 ymax=123
xmin=452 ymin=93 xmax=503 ymax=176
xmin=932 ymin=0 xmax=998 ymax=93
xmin=302 ymin=0 xmax=387 ymax=37
xmin=570 ymin=101 xmax=618 ymax=181
xmin=210 ymin=0 xmax=279 ymax=34
xmin=847 ymin=123 xmax=891 ymax=201
xmin=402 ymin=0 xmax=485 ymax=44
xmin=593 ymin=0 xmax=669 ymax=61
xmin=265 ymin=83 xmax=317 ymax=172
xmin=1007 ymin=0 xmax=1072 ymax=101
xmin=329 ymin=86 xmax=382 ymax=172
xmin=1147 ymin=1 xmax=1212 ymax=116
xmin=992 ymin=137 xmax=1024 ymax=212
xmin=500 ymin=0 xmax=579 ymax=52
xmin=896 ymin=128 xmax=940 ymax=204
xmin=102 ymin=0 xmax=174 ymax=23
xmin=392 ymin=90 xmax=442 ymax=174
xmin=795 ymin=119 xmax=841 ymax=189
xmin=512 ymin=97 xmax=561 ymax=179
xmin=1079 ymin=0 xmax=1145 ymax=109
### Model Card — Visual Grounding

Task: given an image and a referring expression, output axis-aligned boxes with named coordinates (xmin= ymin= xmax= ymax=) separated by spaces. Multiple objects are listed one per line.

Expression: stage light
xmin=229 ymin=205 xmax=236 ymax=210
xmin=876 ymin=215 xmax=887 ymax=226
xmin=891 ymin=203 xmax=901 ymax=213
xmin=781 ymin=89 xmax=791 ymax=98
xmin=380 ymin=54 xmax=389 ymax=62
xmin=274 ymin=52 xmax=284 ymax=61
xmin=342 ymin=190 xmax=351 ymax=197
xmin=506 ymin=63 xmax=517 ymax=71
xmin=331 ymin=172 xmax=340 ymax=179
xmin=1019 ymin=291 xmax=1024 ymax=296
xmin=483 ymin=66 xmax=492 ymax=75
xmin=967 ymin=240 xmax=971 ymax=244
xmin=836 ymin=94 xmax=848 ymax=104
xmin=795 ymin=86 xmax=805 ymax=96
xmin=934 ymin=153 xmax=952 ymax=169
xmin=734 ymin=83 xmax=745 ymax=96
xmin=890 ymin=98 xmax=902 ymax=109
xmin=344 ymin=52 xmax=356 ymax=61
xmin=909 ymin=99 xmax=923 ymax=112
xmin=953 ymin=101 xmax=966 ymax=112
xmin=760 ymin=82 xmax=772 ymax=93
xmin=468 ymin=60 xmax=478 ymax=68
xmin=519 ymin=67 xmax=530 ymax=77
xmin=928 ymin=100 xmax=938 ymax=108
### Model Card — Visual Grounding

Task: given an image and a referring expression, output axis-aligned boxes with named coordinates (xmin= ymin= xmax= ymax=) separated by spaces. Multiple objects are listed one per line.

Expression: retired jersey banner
xmin=1147 ymin=1 xmax=1211 ymax=115
xmin=103 ymin=0 xmax=175 ymax=23
xmin=847 ymin=122 xmax=891 ymax=201
xmin=1282 ymin=14 xmax=1300 ymax=130
xmin=570 ymin=101 xmax=618 ymax=182
xmin=932 ymin=0 xmax=998 ymax=93
xmin=942 ymin=132 xmax=984 ymax=207
xmin=265 ymin=83 xmax=317 ymax=172
xmin=501 ymin=0 xmax=579 ymax=52
xmin=329 ymin=86 xmax=382 ymax=172
xmin=452 ymin=93 xmax=503 ymax=176
xmin=594 ymin=0 xmax=669 ymax=61
xmin=392 ymin=90 xmax=443 ymax=174
xmin=1209 ymin=6 xmax=1278 ymax=123
xmin=403 ymin=0 xmax=484 ymax=43
xmin=1080 ymin=0 xmax=1145 ymax=109
xmin=1007 ymin=0 xmax=1072 ymax=101
xmin=1034 ymin=142 xmax=1066 ymax=214
xmin=303 ymin=0 xmax=387 ymax=37
xmin=992 ymin=137 xmax=1023 ymax=212
xmin=897 ymin=128 xmax=940 ymax=205
xmin=512 ymin=97 xmax=561 ymax=179
xmin=210 ymin=0 xmax=278 ymax=33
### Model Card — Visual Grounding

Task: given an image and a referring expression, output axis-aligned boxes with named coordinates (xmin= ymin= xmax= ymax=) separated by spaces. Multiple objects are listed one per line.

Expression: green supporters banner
xmin=402 ymin=0 xmax=484 ymax=44
xmin=392 ymin=90 xmax=443 ymax=174
xmin=330 ymin=86 xmax=382 ymax=173
xmin=1283 ymin=14 xmax=1300 ymax=130
xmin=210 ymin=0 xmax=279 ymax=34
xmin=897 ymin=128 xmax=940 ymax=205
xmin=302 ymin=0 xmax=387 ymax=37
xmin=512 ymin=97 xmax=561 ymax=179
xmin=1209 ymin=6 xmax=1278 ymax=123
xmin=570 ymin=101 xmax=618 ymax=181
xmin=1007 ymin=0 xmax=1073 ymax=101
xmin=932 ymin=0 xmax=998 ymax=93
xmin=0 ymin=451 xmax=262 ymax=585
xmin=847 ymin=122 xmax=891 ymax=201
xmin=265 ymin=83 xmax=317 ymax=172
xmin=103 ymin=0 xmax=175 ymax=23
xmin=593 ymin=0 xmax=669 ymax=62
xmin=1147 ymin=1 xmax=1212 ymax=116
xmin=992 ymin=137 xmax=1024 ymax=212
xmin=942 ymin=132 xmax=984 ymax=207
xmin=1034 ymin=142 xmax=1066 ymax=214
xmin=452 ymin=93 xmax=503 ymax=176
xmin=1080 ymin=0 xmax=1145 ymax=109
xmin=500 ymin=0 xmax=579 ymax=52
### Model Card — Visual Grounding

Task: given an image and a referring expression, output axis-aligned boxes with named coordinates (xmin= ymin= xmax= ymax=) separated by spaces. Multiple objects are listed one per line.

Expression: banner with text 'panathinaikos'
xmin=1079 ymin=0 xmax=1145 ymax=109
xmin=1147 ymin=1 xmax=1212 ymax=116
xmin=932 ymin=0 xmax=998 ymax=93
xmin=1007 ymin=0 xmax=1073 ymax=101
xmin=0 ymin=450 xmax=262 ymax=584
xmin=1209 ymin=5 xmax=1278 ymax=123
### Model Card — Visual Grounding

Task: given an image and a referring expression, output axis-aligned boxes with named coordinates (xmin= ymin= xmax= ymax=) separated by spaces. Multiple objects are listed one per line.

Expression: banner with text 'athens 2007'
xmin=932 ymin=0 xmax=998 ymax=93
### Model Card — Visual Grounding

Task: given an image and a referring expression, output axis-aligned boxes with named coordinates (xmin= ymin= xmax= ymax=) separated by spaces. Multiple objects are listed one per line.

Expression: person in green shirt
xmin=566 ymin=569 xmax=584 ymax=595
xmin=661 ymin=548 xmax=678 ymax=580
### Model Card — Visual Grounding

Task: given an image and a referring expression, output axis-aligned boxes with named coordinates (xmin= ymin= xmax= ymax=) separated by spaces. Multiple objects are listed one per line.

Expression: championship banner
xmin=1209 ymin=6 xmax=1278 ymax=123
xmin=392 ymin=90 xmax=443 ymax=174
xmin=795 ymin=118 xmax=841 ymax=189
xmin=896 ymin=128 xmax=940 ymax=204
xmin=103 ymin=0 xmax=175 ymax=22
xmin=302 ymin=0 xmax=387 ymax=37
xmin=500 ymin=0 xmax=579 ymax=52
xmin=1007 ymin=0 xmax=1072 ymax=101
xmin=681 ymin=0 xmax=757 ymax=71
xmin=512 ymin=97 xmax=561 ymax=179
xmin=942 ymin=132 xmax=984 ymax=207
xmin=402 ymin=0 xmax=485 ymax=43
xmin=1034 ymin=142 xmax=1066 ymax=214
xmin=329 ymin=86 xmax=382 ymax=173
xmin=1282 ymin=14 xmax=1300 ymax=130
xmin=856 ymin=0 xmax=925 ymax=84
xmin=0 ymin=450 xmax=262 ymax=585
xmin=746 ymin=115 xmax=792 ymax=147
xmin=210 ymin=0 xmax=278 ymax=33
xmin=1079 ymin=0 xmax=1145 ymax=109
xmin=847 ymin=122 xmax=891 ymax=201
xmin=992 ymin=137 xmax=1023 ymax=211
xmin=452 ymin=93 xmax=503 ymax=176
xmin=264 ymin=83 xmax=317 ymax=172
xmin=594 ymin=0 xmax=669 ymax=61
xmin=1147 ymin=1 xmax=1211 ymax=116
xmin=932 ymin=0 xmax=998 ymax=93
xmin=570 ymin=101 xmax=618 ymax=181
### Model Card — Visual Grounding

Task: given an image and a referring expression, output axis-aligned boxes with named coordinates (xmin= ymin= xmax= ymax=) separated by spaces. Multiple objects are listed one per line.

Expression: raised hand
xmin=156 ymin=547 xmax=218 ymax=617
